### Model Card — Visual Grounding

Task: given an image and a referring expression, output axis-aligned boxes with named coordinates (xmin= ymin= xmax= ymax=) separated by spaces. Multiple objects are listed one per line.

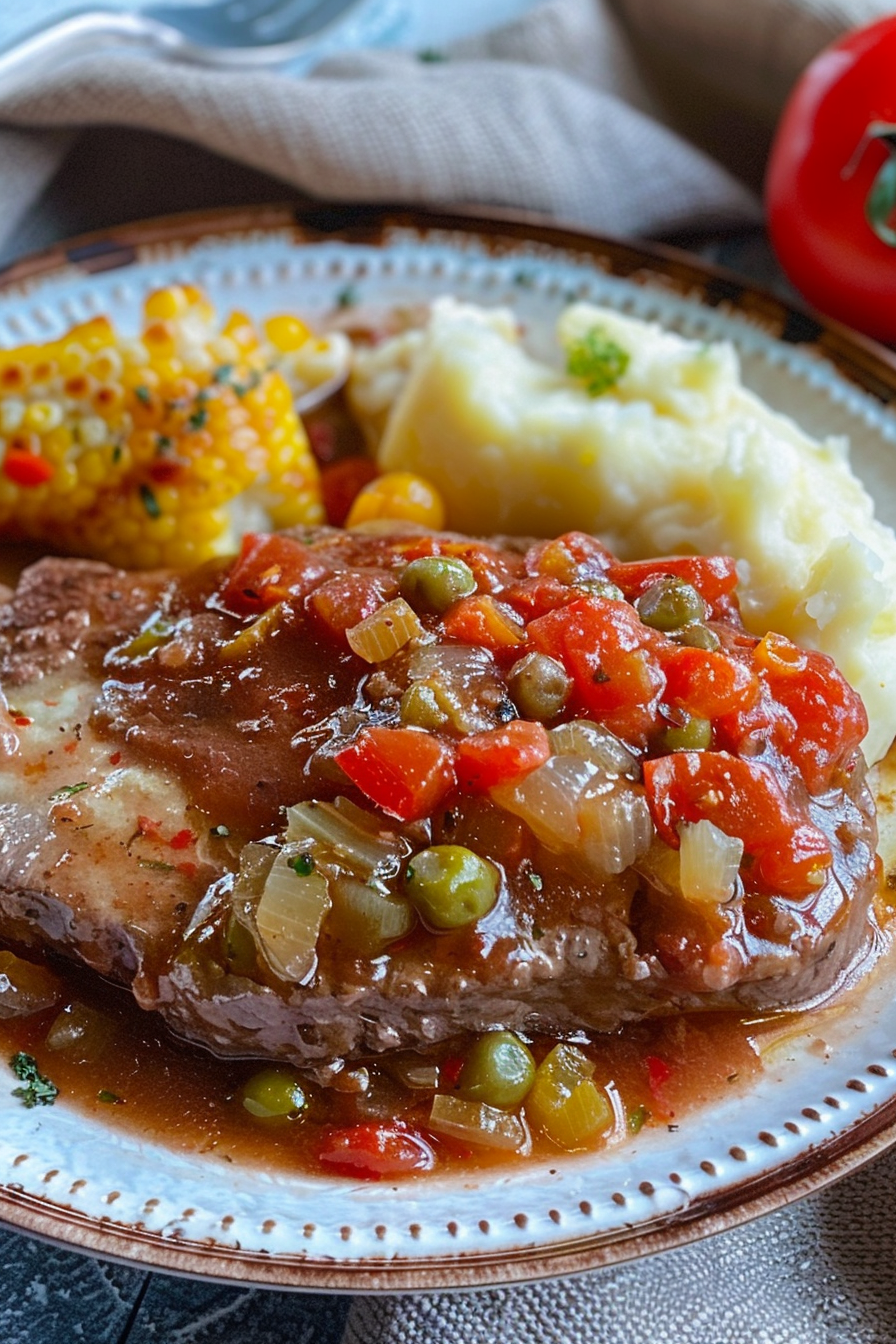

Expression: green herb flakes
xmin=566 ymin=326 xmax=630 ymax=396
xmin=138 ymin=859 xmax=175 ymax=873
xmin=188 ymin=405 xmax=208 ymax=432
xmin=10 ymin=1052 xmax=58 ymax=1109
xmin=49 ymin=782 xmax=89 ymax=801
xmin=139 ymin=483 xmax=161 ymax=519
xmin=134 ymin=385 xmax=151 ymax=405
xmin=527 ymin=871 xmax=544 ymax=892
xmin=288 ymin=852 xmax=315 ymax=876
xmin=97 ymin=1089 xmax=123 ymax=1105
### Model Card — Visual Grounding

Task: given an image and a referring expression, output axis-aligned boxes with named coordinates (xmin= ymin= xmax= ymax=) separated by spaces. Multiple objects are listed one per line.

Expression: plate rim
xmin=1 ymin=201 xmax=896 ymax=1292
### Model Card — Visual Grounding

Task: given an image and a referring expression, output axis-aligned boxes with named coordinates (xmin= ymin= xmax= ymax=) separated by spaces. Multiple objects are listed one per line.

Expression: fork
xmin=0 ymin=0 xmax=367 ymax=86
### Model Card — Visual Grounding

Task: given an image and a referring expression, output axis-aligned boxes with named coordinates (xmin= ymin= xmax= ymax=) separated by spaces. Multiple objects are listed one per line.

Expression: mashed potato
xmin=349 ymin=300 xmax=896 ymax=764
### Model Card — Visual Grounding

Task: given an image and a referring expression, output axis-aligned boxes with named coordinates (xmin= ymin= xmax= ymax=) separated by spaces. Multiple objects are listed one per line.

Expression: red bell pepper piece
xmin=318 ymin=1122 xmax=436 ymax=1180
xmin=456 ymin=719 xmax=551 ymax=793
xmin=335 ymin=726 xmax=456 ymax=822
xmin=220 ymin=533 xmax=329 ymax=615
xmin=441 ymin=594 xmax=526 ymax=653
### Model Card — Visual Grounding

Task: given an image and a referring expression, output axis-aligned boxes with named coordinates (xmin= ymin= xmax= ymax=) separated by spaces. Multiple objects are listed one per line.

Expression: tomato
xmin=318 ymin=1122 xmax=436 ymax=1180
xmin=528 ymin=596 xmax=664 ymax=745
xmin=441 ymin=594 xmax=526 ymax=653
xmin=306 ymin=571 xmax=398 ymax=641
xmin=220 ymin=533 xmax=328 ymax=614
xmin=765 ymin=15 xmax=896 ymax=342
xmin=456 ymin=720 xmax=551 ymax=792
xmin=2 ymin=449 xmax=54 ymax=487
xmin=644 ymin=751 xmax=832 ymax=897
xmin=606 ymin=554 xmax=739 ymax=618
xmin=335 ymin=726 xmax=456 ymax=822
xmin=659 ymin=644 xmax=758 ymax=720
xmin=524 ymin=532 xmax=613 ymax=583
xmin=319 ymin=456 xmax=379 ymax=527
xmin=752 ymin=634 xmax=868 ymax=793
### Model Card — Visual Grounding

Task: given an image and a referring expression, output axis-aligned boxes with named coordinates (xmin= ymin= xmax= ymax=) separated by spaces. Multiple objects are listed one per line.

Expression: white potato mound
xmin=348 ymin=299 xmax=896 ymax=765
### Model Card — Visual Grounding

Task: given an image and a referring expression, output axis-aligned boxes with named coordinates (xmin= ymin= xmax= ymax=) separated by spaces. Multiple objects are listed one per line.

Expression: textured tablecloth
xmin=2 ymin=2 xmax=896 ymax=1341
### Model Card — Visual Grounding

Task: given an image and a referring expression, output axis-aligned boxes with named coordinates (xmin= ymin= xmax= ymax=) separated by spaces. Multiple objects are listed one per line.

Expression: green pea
xmin=240 ymin=1067 xmax=307 ymax=1124
xmin=400 ymin=681 xmax=449 ymax=729
xmin=636 ymin=578 xmax=706 ymax=632
xmin=405 ymin=845 xmax=498 ymax=929
xmin=457 ymin=1031 xmax=536 ymax=1109
xmin=399 ymin=557 xmax=477 ymax=615
xmin=574 ymin=577 xmax=624 ymax=601
xmin=673 ymin=622 xmax=721 ymax=652
xmin=663 ymin=716 xmax=712 ymax=751
xmin=507 ymin=652 xmax=571 ymax=721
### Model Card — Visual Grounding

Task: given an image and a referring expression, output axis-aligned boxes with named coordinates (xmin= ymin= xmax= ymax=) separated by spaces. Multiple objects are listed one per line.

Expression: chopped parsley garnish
xmin=210 ymin=824 xmax=230 ymax=838
xmin=528 ymin=872 xmax=544 ymax=893
xmin=531 ymin=924 xmax=545 ymax=940
xmin=418 ymin=47 xmax=448 ymax=62
xmin=406 ymin=864 xmax=415 ymax=882
xmin=288 ymin=852 xmax=315 ymax=876
xmin=97 ymin=1089 xmax=123 ymax=1105
xmin=155 ymin=434 xmax=173 ymax=455
xmin=335 ymin=284 xmax=358 ymax=310
xmin=138 ymin=858 xmax=175 ymax=873
xmin=134 ymin=385 xmax=152 ymax=405
xmin=10 ymin=1052 xmax=58 ymax=1109
xmin=188 ymin=405 xmax=208 ymax=432
xmin=139 ymin=483 xmax=161 ymax=519
xmin=566 ymin=326 xmax=630 ymax=396
xmin=49 ymin=782 xmax=89 ymax=800
xmin=628 ymin=1103 xmax=649 ymax=1134
xmin=112 ymin=443 xmax=123 ymax=464
xmin=213 ymin=364 xmax=234 ymax=385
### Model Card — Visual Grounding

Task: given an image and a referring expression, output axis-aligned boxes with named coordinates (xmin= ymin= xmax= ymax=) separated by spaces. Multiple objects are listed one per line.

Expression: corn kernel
xmin=264 ymin=314 xmax=311 ymax=352
xmin=0 ymin=399 xmax=25 ymax=434
xmin=24 ymin=401 xmax=63 ymax=434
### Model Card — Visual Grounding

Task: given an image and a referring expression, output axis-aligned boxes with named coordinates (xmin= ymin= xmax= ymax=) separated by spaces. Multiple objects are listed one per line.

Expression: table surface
xmin=0 ymin=90 xmax=822 ymax=1344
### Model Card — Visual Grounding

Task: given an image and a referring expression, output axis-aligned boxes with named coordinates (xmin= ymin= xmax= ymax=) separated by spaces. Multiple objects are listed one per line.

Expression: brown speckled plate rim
xmin=1 ymin=201 xmax=896 ymax=1293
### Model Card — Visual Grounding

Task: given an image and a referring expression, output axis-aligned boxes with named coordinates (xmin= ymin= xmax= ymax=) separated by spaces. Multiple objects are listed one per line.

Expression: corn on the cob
xmin=0 ymin=284 xmax=345 ymax=570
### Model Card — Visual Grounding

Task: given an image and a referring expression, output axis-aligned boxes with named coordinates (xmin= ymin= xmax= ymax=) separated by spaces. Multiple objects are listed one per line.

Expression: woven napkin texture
xmin=2 ymin=2 xmax=896 ymax=1341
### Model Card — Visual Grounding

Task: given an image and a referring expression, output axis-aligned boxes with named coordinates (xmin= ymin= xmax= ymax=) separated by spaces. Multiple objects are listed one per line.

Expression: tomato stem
xmin=842 ymin=120 xmax=896 ymax=246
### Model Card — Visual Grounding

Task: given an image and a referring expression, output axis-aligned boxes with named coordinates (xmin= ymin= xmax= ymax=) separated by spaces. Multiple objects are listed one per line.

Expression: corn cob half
xmin=0 ymin=284 xmax=342 ymax=570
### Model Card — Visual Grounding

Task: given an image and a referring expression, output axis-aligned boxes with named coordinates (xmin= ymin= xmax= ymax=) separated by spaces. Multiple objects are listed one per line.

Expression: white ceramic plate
xmin=2 ymin=205 xmax=896 ymax=1291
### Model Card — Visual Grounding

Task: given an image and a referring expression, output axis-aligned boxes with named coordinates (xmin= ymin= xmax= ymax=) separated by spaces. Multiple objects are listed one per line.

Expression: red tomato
xmin=456 ymin=719 xmax=551 ymax=792
xmin=319 ymin=456 xmax=379 ymax=527
xmin=753 ymin=634 xmax=868 ymax=793
xmin=659 ymin=644 xmax=758 ymax=720
xmin=3 ymin=449 xmax=54 ymax=487
xmin=335 ymin=726 xmax=456 ymax=822
xmin=644 ymin=751 xmax=832 ymax=897
xmin=765 ymin=15 xmax=896 ymax=342
xmin=606 ymin=554 xmax=739 ymax=618
xmin=318 ymin=1122 xmax=436 ymax=1180
xmin=528 ymin=596 xmax=664 ymax=745
xmin=221 ymin=533 xmax=329 ymax=614
xmin=306 ymin=571 xmax=398 ymax=641
xmin=441 ymin=594 xmax=526 ymax=653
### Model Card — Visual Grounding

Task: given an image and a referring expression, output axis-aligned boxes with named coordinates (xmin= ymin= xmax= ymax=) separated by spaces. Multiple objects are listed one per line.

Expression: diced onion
xmin=329 ymin=875 xmax=416 ymax=953
xmin=255 ymin=850 xmax=331 ymax=982
xmin=492 ymin=754 xmax=599 ymax=850
xmin=391 ymin=1060 xmax=440 ymax=1091
xmin=548 ymin=719 xmax=639 ymax=777
xmin=428 ymin=1094 xmax=531 ymax=1152
xmin=679 ymin=820 xmax=744 ymax=905
xmin=346 ymin=597 xmax=426 ymax=663
xmin=0 ymin=951 xmax=61 ymax=1020
xmin=577 ymin=783 xmax=654 ymax=875
xmin=286 ymin=799 xmax=407 ymax=879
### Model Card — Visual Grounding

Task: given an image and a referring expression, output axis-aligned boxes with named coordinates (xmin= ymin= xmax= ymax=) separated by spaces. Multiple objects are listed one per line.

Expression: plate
xmin=2 ymin=204 xmax=896 ymax=1292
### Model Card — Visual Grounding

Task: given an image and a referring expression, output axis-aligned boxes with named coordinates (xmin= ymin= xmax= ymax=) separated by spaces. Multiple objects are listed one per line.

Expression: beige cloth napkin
xmin=0 ymin=0 xmax=887 ymax=255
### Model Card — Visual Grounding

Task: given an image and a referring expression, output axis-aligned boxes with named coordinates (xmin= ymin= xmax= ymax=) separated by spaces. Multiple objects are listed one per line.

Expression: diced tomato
xmin=335 ymin=726 xmax=456 ymax=822
xmin=318 ymin=1122 xmax=436 ymax=1180
xmin=442 ymin=594 xmax=526 ymax=654
xmin=306 ymin=571 xmax=399 ymax=642
xmin=456 ymin=720 xmax=551 ymax=792
xmin=220 ymin=533 xmax=330 ymax=615
xmin=606 ymin=554 xmax=739 ymax=617
xmin=319 ymin=456 xmax=379 ymax=527
xmin=528 ymin=596 xmax=664 ymax=745
xmin=646 ymin=1054 xmax=673 ymax=1095
xmin=438 ymin=541 xmax=523 ymax=594
xmin=440 ymin=1056 xmax=465 ymax=1089
xmin=643 ymin=750 xmax=832 ymax=897
xmin=659 ymin=645 xmax=759 ymax=720
xmin=3 ymin=449 xmax=54 ymax=487
xmin=502 ymin=576 xmax=577 ymax=621
xmin=524 ymin=532 xmax=613 ymax=583
xmin=169 ymin=829 xmax=195 ymax=850
xmin=753 ymin=634 xmax=868 ymax=793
